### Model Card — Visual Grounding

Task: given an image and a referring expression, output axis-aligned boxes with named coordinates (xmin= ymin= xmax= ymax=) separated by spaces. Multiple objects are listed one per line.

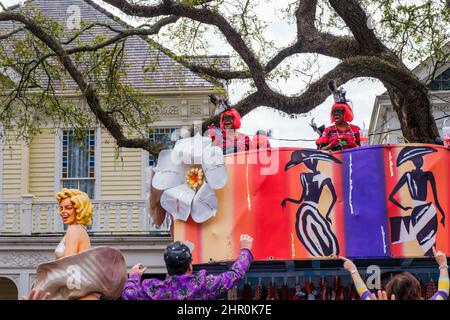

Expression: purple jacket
xmin=122 ymin=249 xmax=253 ymax=300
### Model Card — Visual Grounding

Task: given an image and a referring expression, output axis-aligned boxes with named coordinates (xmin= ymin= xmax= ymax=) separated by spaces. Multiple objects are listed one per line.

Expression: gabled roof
xmin=0 ymin=0 xmax=228 ymax=91
xmin=411 ymin=42 xmax=450 ymax=84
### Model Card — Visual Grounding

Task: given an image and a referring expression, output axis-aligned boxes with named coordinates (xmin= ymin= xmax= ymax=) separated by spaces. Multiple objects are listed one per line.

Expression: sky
xmin=1 ymin=0 xmax=389 ymax=148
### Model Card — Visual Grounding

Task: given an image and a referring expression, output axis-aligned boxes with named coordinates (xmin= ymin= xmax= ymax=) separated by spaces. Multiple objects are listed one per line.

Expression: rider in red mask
xmin=208 ymin=96 xmax=250 ymax=154
xmin=316 ymin=81 xmax=361 ymax=151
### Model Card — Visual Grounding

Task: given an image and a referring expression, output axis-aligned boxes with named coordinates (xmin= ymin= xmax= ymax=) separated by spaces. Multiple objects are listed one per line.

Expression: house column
xmin=18 ymin=272 xmax=30 ymax=299
xmin=20 ymin=141 xmax=30 ymax=195
xmin=22 ymin=194 xmax=35 ymax=235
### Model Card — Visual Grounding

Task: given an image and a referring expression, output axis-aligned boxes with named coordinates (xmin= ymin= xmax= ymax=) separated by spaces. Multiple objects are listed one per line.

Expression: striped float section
xmin=174 ymin=145 xmax=449 ymax=264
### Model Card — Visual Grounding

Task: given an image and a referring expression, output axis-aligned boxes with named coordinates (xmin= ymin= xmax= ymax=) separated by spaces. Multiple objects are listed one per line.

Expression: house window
xmin=61 ymin=129 xmax=96 ymax=199
xmin=149 ymin=128 xmax=176 ymax=166
xmin=429 ymin=68 xmax=450 ymax=91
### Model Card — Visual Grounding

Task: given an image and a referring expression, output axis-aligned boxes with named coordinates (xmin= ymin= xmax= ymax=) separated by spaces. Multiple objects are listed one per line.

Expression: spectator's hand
xmin=339 ymin=256 xmax=357 ymax=274
xmin=240 ymin=234 xmax=253 ymax=251
xmin=22 ymin=289 xmax=51 ymax=300
xmin=129 ymin=263 xmax=147 ymax=276
xmin=433 ymin=247 xmax=447 ymax=268
xmin=369 ymin=290 xmax=395 ymax=300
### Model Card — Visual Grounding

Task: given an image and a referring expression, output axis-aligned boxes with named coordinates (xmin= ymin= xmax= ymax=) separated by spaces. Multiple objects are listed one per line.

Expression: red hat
xmin=220 ymin=108 xmax=242 ymax=130
xmin=330 ymin=103 xmax=353 ymax=123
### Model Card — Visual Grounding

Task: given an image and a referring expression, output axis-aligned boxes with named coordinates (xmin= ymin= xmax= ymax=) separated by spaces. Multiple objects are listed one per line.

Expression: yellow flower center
xmin=185 ymin=167 xmax=204 ymax=191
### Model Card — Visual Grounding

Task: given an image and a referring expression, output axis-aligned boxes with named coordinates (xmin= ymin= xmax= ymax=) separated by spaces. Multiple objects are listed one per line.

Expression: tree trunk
xmin=386 ymin=84 xmax=439 ymax=144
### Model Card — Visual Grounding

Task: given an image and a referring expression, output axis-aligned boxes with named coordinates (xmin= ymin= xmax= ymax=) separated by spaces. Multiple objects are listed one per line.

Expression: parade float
xmin=147 ymin=86 xmax=449 ymax=300
xmin=149 ymin=135 xmax=450 ymax=264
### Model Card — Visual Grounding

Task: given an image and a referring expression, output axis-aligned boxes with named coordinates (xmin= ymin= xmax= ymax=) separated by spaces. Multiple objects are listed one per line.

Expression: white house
xmin=0 ymin=0 xmax=227 ymax=299
xmin=369 ymin=45 xmax=450 ymax=144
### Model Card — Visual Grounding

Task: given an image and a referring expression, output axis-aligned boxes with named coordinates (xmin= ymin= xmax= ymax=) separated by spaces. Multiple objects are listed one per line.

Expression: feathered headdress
xmin=328 ymin=80 xmax=348 ymax=104
xmin=209 ymin=94 xmax=231 ymax=115
xmin=328 ymin=80 xmax=354 ymax=123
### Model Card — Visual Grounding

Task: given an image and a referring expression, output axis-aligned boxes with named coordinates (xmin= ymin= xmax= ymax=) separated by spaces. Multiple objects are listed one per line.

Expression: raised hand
xmin=240 ymin=234 xmax=254 ymax=251
xmin=23 ymin=289 xmax=51 ymax=300
xmin=433 ymin=247 xmax=447 ymax=268
xmin=369 ymin=290 xmax=395 ymax=300
xmin=339 ymin=256 xmax=357 ymax=274
xmin=129 ymin=263 xmax=147 ymax=276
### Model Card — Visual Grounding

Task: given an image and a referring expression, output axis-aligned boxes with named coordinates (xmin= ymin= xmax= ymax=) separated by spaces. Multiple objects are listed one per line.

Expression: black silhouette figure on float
xmin=389 ymin=146 xmax=446 ymax=256
xmin=281 ymin=150 xmax=342 ymax=257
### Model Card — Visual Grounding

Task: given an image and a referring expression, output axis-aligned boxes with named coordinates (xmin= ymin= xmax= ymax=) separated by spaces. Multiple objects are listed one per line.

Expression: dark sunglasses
xmin=333 ymin=109 xmax=345 ymax=115
xmin=223 ymin=115 xmax=234 ymax=121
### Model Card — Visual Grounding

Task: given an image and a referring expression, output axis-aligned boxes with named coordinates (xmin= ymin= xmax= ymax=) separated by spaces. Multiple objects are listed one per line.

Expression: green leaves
xmin=0 ymin=5 xmax=164 ymax=146
xmin=363 ymin=0 xmax=450 ymax=64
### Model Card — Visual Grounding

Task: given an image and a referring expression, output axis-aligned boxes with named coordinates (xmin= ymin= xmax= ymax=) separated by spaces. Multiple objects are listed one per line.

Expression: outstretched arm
xmin=122 ymin=264 xmax=150 ymax=300
xmin=428 ymin=172 xmax=445 ymax=226
xmin=204 ymin=235 xmax=254 ymax=298
xmin=340 ymin=257 xmax=372 ymax=300
xmin=388 ymin=175 xmax=412 ymax=211
xmin=281 ymin=196 xmax=304 ymax=207
xmin=339 ymin=257 xmax=393 ymax=300
xmin=282 ymin=175 xmax=306 ymax=208
xmin=430 ymin=247 xmax=449 ymax=300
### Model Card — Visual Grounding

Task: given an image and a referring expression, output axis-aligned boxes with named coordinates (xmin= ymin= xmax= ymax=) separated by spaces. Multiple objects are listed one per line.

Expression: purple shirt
xmin=122 ymin=249 xmax=253 ymax=300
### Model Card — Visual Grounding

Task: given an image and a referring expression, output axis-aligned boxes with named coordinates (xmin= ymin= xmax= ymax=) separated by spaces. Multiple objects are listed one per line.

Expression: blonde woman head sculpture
xmin=56 ymin=189 xmax=94 ymax=226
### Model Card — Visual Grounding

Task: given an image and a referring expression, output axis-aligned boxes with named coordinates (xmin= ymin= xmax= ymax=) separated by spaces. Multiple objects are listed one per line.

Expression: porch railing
xmin=0 ymin=195 xmax=171 ymax=235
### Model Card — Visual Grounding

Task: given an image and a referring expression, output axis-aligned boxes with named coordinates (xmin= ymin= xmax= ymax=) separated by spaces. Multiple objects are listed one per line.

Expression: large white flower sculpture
xmin=152 ymin=133 xmax=227 ymax=223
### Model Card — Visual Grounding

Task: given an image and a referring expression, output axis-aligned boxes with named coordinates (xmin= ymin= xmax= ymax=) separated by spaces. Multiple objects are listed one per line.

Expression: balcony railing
xmin=0 ymin=195 xmax=171 ymax=235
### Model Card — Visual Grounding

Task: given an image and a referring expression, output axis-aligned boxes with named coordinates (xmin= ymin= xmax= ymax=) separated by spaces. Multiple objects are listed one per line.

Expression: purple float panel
xmin=342 ymin=146 xmax=390 ymax=258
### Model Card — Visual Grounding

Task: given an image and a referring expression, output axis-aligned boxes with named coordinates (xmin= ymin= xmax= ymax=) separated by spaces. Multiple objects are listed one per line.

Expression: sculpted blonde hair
xmin=56 ymin=188 xmax=94 ymax=226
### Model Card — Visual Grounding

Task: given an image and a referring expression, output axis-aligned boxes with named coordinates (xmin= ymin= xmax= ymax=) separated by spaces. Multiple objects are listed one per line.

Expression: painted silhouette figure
xmin=281 ymin=150 xmax=342 ymax=257
xmin=389 ymin=146 xmax=446 ymax=256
